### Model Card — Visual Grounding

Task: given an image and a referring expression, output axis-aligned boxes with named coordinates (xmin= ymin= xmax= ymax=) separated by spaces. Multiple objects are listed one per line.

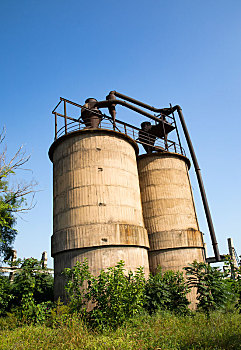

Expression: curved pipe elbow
xmin=172 ymin=105 xmax=182 ymax=112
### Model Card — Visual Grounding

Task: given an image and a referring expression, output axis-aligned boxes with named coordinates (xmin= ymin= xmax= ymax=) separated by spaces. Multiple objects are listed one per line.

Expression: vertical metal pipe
xmin=55 ymin=113 xmax=57 ymax=140
xmin=170 ymin=103 xmax=183 ymax=155
xmin=64 ymin=100 xmax=67 ymax=134
xmin=176 ymin=106 xmax=221 ymax=262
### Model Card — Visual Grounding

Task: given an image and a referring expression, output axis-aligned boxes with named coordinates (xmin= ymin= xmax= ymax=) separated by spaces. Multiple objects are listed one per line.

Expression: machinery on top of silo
xmin=49 ymin=90 xmax=222 ymax=301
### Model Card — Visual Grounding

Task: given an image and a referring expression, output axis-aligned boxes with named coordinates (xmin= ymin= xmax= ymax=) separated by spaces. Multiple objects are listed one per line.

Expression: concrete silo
xmin=49 ymin=128 xmax=149 ymax=300
xmin=137 ymin=152 xmax=205 ymax=274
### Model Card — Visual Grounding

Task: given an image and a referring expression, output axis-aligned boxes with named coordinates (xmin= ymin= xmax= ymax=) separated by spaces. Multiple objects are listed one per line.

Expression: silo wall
xmin=137 ymin=152 xmax=205 ymax=274
xmin=49 ymin=129 xmax=149 ymax=300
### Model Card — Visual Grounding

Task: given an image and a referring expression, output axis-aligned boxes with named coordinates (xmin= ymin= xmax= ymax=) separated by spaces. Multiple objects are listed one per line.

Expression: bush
xmin=184 ymin=261 xmax=230 ymax=314
xmin=0 ymin=274 xmax=13 ymax=315
xmin=64 ymin=259 xmax=91 ymax=314
xmin=0 ymin=257 xmax=54 ymax=324
xmin=64 ymin=260 xmax=146 ymax=329
xmin=11 ymin=258 xmax=54 ymax=307
xmin=144 ymin=268 xmax=190 ymax=315
xmin=223 ymin=255 xmax=241 ymax=312
xmin=87 ymin=261 xmax=146 ymax=329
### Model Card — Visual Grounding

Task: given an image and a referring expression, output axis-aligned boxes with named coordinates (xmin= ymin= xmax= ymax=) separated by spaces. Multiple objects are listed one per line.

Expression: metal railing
xmin=52 ymin=97 xmax=185 ymax=155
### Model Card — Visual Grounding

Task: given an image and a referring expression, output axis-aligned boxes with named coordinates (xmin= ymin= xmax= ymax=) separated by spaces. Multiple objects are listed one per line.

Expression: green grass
xmin=0 ymin=311 xmax=241 ymax=349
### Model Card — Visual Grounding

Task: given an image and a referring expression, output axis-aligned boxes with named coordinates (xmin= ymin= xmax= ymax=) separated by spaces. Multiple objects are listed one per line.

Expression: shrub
xmin=0 ymin=273 xmax=13 ymax=315
xmin=64 ymin=260 xmax=146 ymax=329
xmin=223 ymin=255 xmax=241 ymax=312
xmin=184 ymin=261 xmax=229 ymax=314
xmin=64 ymin=259 xmax=91 ymax=315
xmin=87 ymin=261 xmax=146 ymax=329
xmin=6 ymin=257 xmax=54 ymax=324
xmin=11 ymin=258 xmax=54 ymax=306
xmin=144 ymin=268 xmax=190 ymax=315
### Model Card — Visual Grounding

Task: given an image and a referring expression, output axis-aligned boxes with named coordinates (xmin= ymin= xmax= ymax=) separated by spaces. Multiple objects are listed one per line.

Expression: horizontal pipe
xmin=96 ymin=99 xmax=165 ymax=123
xmin=112 ymin=91 xmax=159 ymax=112
xmin=112 ymin=90 xmax=174 ymax=116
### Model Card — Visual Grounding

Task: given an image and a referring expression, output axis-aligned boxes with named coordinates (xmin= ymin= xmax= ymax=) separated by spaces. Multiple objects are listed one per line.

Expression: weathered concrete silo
xmin=49 ymin=128 xmax=149 ymax=300
xmin=137 ymin=152 xmax=205 ymax=275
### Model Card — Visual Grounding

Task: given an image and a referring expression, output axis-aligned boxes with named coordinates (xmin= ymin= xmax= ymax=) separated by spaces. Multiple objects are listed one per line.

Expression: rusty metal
xmin=173 ymin=105 xmax=221 ymax=262
xmin=52 ymin=99 xmax=62 ymax=113
xmin=102 ymin=91 xmax=178 ymax=152
xmin=106 ymin=91 xmax=116 ymax=129
xmin=64 ymin=100 xmax=67 ymax=134
xmin=111 ymin=90 xmax=174 ymax=116
xmin=138 ymin=122 xmax=157 ymax=154
xmin=81 ymin=98 xmax=102 ymax=128
xmin=170 ymin=103 xmax=183 ymax=155
xmin=206 ymin=255 xmax=225 ymax=263
xmin=54 ymin=113 xmax=57 ymax=140
xmin=60 ymin=97 xmax=82 ymax=108
xmin=112 ymin=90 xmax=165 ymax=113
xmin=52 ymin=99 xmax=182 ymax=154
xmin=96 ymin=98 xmax=163 ymax=122
xmin=54 ymin=112 xmax=79 ymax=123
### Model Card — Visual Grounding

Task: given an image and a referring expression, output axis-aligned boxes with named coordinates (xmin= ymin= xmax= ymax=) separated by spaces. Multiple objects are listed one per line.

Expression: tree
xmin=184 ymin=261 xmax=229 ymax=314
xmin=0 ymin=128 xmax=36 ymax=262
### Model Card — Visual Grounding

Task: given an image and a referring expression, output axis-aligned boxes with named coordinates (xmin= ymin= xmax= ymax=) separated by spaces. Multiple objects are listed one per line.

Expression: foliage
xmin=0 ymin=173 xmax=18 ymax=261
xmin=11 ymin=258 xmax=54 ymax=306
xmin=0 ymin=273 xmax=13 ymax=316
xmin=64 ymin=259 xmax=91 ymax=314
xmin=46 ymin=299 xmax=71 ymax=328
xmin=223 ymin=255 xmax=241 ymax=312
xmin=64 ymin=260 xmax=146 ymax=329
xmin=184 ymin=260 xmax=229 ymax=314
xmin=144 ymin=268 xmax=190 ymax=314
xmin=5 ymin=258 xmax=54 ymax=323
xmin=87 ymin=261 xmax=146 ymax=329
xmin=236 ymin=265 xmax=241 ymax=311
xmin=0 ymin=206 xmax=17 ymax=262
xmin=0 ymin=130 xmax=36 ymax=262
xmin=1 ymin=311 xmax=241 ymax=349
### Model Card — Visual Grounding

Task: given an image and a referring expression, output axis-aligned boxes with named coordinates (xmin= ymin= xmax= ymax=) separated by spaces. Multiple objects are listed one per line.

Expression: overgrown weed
xmin=1 ymin=311 xmax=241 ymax=349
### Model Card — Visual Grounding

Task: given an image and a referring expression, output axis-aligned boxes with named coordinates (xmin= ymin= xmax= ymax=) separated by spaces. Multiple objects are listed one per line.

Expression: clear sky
xmin=1 ymin=0 xmax=241 ymax=267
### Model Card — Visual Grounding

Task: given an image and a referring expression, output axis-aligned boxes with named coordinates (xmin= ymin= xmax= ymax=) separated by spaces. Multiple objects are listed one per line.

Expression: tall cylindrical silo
xmin=137 ymin=152 xmax=205 ymax=275
xmin=49 ymin=129 xmax=149 ymax=300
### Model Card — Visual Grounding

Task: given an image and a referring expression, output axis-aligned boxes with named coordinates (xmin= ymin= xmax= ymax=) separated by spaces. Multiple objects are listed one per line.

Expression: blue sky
xmin=1 ymin=0 xmax=241 ymax=267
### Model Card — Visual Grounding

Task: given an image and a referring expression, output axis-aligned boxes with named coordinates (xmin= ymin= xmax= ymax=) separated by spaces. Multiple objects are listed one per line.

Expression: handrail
xmin=52 ymin=104 xmax=185 ymax=155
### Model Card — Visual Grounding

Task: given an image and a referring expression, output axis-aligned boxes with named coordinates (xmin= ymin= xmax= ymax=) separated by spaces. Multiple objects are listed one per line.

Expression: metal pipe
xmin=173 ymin=105 xmax=221 ymax=262
xmin=170 ymin=103 xmax=183 ymax=155
xmin=112 ymin=90 xmax=160 ymax=112
xmin=96 ymin=99 xmax=164 ymax=123
xmin=112 ymin=90 xmax=174 ymax=115
xmin=54 ymin=113 xmax=57 ymax=140
xmin=64 ymin=100 xmax=67 ymax=134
